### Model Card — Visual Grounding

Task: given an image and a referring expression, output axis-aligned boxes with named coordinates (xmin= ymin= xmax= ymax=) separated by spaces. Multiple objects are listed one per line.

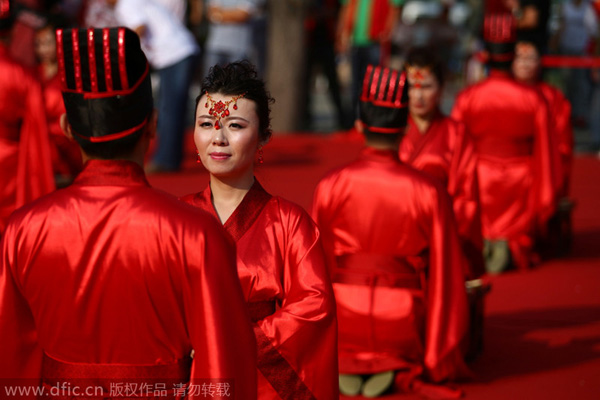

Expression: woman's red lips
xmin=210 ymin=152 xmax=231 ymax=160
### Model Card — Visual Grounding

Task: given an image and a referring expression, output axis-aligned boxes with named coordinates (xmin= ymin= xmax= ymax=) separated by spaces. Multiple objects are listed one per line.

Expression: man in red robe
xmin=0 ymin=27 xmax=256 ymax=399
xmin=451 ymin=13 xmax=558 ymax=273
xmin=312 ymin=65 xmax=470 ymax=398
xmin=0 ymin=0 xmax=54 ymax=234
xmin=512 ymin=39 xmax=574 ymax=255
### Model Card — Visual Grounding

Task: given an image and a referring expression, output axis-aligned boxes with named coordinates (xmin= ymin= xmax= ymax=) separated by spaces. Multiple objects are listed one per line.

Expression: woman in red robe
xmin=401 ymin=47 xmax=485 ymax=280
xmin=451 ymin=14 xmax=558 ymax=272
xmin=512 ymin=40 xmax=574 ymax=254
xmin=180 ymin=61 xmax=339 ymax=400
xmin=34 ymin=14 xmax=82 ymax=186
xmin=0 ymin=2 xmax=54 ymax=234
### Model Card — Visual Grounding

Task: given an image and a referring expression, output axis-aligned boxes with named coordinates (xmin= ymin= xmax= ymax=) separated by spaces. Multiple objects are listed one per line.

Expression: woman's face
xmin=407 ymin=66 xmax=441 ymax=120
xmin=194 ymin=92 xmax=261 ymax=182
xmin=512 ymin=43 xmax=540 ymax=83
xmin=34 ymin=27 xmax=57 ymax=65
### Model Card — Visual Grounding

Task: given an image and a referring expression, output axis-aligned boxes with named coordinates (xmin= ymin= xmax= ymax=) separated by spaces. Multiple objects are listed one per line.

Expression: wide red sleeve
xmin=310 ymin=180 xmax=339 ymax=278
xmin=553 ymin=90 xmax=573 ymax=198
xmin=16 ymin=76 xmax=55 ymax=208
xmin=447 ymin=121 xmax=484 ymax=279
xmin=450 ymin=90 xmax=469 ymax=123
xmin=182 ymin=220 xmax=257 ymax=399
xmin=0 ymin=224 xmax=44 ymax=391
xmin=424 ymin=187 xmax=471 ymax=382
xmin=257 ymin=206 xmax=339 ymax=400
xmin=532 ymin=95 xmax=559 ymax=230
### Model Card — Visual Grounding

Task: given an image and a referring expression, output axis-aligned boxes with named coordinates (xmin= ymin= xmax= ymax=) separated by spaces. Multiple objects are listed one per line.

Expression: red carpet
xmin=148 ymin=133 xmax=600 ymax=400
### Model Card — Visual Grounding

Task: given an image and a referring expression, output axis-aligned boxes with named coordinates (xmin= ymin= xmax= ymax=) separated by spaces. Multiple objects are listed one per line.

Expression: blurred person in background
xmin=81 ymin=0 xmax=118 ymax=27
xmin=302 ymin=0 xmax=350 ymax=131
xmin=107 ymin=0 xmax=200 ymax=173
xmin=34 ymin=12 xmax=82 ymax=187
xmin=512 ymin=39 xmax=575 ymax=256
xmin=0 ymin=0 xmax=54 ymax=234
xmin=504 ymin=0 xmax=551 ymax=54
xmin=202 ymin=0 xmax=264 ymax=78
xmin=550 ymin=0 xmax=598 ymax=129
xmin=336 ymin=0 xmax=404 ymax=112
xmin=589 ymin=0 xmax=600 ymax=153
xmin=401 ymin=47 xmax=488 ymax=360
xmin=401 ymin=46 xmax=484 ymax=281
xmin=452 ymin=13 xmax=558 ymax=274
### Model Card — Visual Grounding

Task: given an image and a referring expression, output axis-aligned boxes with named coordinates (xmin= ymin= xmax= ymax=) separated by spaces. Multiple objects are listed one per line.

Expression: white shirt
xmin=560 ymin=0 xmax=599 ymax=53
xmin=154 ymin=0 xmax=187 ymax=22
xmin=205 ymin=0 xmax=261 ymax=55
xmin=114 ymin=0 xmax=199 ymax=69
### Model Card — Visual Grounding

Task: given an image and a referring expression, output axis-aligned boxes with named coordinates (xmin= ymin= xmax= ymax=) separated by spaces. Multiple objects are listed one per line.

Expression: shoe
xmin=362 ymin=371 xmax=395 ymax=398
xmin=485 ymin=240 xmax=510 ymax=274
xmin=339 ymin=374 xmax=363 ymax=396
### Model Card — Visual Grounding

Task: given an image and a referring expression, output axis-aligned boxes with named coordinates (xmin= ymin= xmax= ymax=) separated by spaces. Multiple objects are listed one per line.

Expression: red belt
xmin=41 ymin=353 xmax=191 ymax=399
xmin=248 ymin=300 xmax=276 ymax=322
xmin=476 ymin=138 xmax=533 ymax=157
xmin=333 ymin=253 xmax=425 ymax=289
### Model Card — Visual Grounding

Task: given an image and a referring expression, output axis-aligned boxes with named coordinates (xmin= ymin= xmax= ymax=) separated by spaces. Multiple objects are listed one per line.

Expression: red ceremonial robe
xmin=400 ymin=113 xmax=484 ymax=279
xmin=537 ymin=81 xmax=573 ymax=199
xmin=0 ymin=160 xmax=257 ymax=399
xmin=0 ymin=44 xmax=54 ymax=234
xmin=311 ymin=147 xmax=470 ymax=384
xmin=451 ymin=71 xmax=558 ymax=270
xmin=181 ymin=180 xmax=339 ymax=400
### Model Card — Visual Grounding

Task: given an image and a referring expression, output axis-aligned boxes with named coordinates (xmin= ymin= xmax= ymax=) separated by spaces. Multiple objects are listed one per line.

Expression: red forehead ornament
xmin=405 ymin=65 xmax=433 ymax=89
xmin=204 ymin=92 xmax=246 ymax=130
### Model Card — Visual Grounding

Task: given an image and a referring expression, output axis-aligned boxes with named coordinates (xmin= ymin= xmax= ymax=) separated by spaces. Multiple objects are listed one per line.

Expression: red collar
xmin=73 ymin=160 xmax=149 ymax=187
xmin=360 ymin=146 xmax=400 ymax=162
xmin=195 ymin=179 xmax=272 ymax=242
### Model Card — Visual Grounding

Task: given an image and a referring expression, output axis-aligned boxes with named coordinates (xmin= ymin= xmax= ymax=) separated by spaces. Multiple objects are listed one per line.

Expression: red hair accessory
xmin=204 ymin=92 xmax=246 ymax=130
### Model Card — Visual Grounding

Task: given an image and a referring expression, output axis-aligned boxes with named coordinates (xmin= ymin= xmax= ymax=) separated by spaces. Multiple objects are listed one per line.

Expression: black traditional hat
xmin=57 ymin=27 xmax=153 ymax=143
xmin=358 ymin=65 xmax=409 ymax=135
xmin=0 ymin=0 xmax=13 ymax=32
xmin=483 ymin=13 xmax=517 ymax=68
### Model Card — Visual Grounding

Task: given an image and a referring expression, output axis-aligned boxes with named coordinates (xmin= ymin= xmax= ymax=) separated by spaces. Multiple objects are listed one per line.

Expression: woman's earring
xmin=196 ymin=152 xmax=201 ymax=163
xmin=258 ymin=146 xmax=264 ymax=165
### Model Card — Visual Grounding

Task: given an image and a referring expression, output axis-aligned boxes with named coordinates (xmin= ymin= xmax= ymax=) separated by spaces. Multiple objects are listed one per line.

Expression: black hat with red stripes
xmin=57 ymin=27 xmax=153 ymax=143
xmin=483 ymin=13 xmax=517 ymax=69
xmin=358 ymin=65 xmax=409 ymax=135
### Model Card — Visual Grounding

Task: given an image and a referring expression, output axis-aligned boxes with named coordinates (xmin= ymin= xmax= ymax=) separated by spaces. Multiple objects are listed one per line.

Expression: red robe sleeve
xmin=531 ymin=93 xmax=559 ymax=230
xmin=555 ymin=92 xmax=573 ymax=198
xmin=182 ymin=221 xmax=258 ymax=398
xmin=0 ymin=227 xmax=44 ymax=399
xmin=255 ymin=203 xmax=338 ymax=400
xmin=446 ymin=121 xmax=485 ymax=279
xmin=540 ymin=83 xmax=573 ymax=198
xmin=16 ymin=75 xmax=55 ymax=209
xmin=423 ymin=187 xmax=471 ymax=382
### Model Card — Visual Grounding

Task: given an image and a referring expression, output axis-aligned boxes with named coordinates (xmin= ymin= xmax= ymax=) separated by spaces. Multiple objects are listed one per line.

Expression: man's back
xmin=451 ymin=73 xmax=547 ymax=148
xmin=312 ymin=147 xmax=470 ymax=382
xmin=1 ymin=160 xmax=256 ymax=395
